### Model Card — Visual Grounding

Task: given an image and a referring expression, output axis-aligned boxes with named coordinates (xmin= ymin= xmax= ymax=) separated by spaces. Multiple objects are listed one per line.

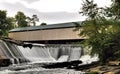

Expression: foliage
xmin=15 ymin=12 xmax=39 ymax=27
xmin=108 ymin=31 xmax=120 ymax=61
xmin=80 ymin=0 xmax=98 ymax=19
xmin=88 ymin=71 xmax=99 ymax=74
xmin=5 ymin=17 xmax=15 ymax=36
xmin=40 ymin=22 xmax=47 ymax=26
xmin=0 ymin=10 xmax=40 ymax=36
xmin=31 ymin=15 xmax=39 ymax=26
xmin=26 ymin=15 xmax=39 ymax=26
xmin=15 ymin=11 xmax=28 ymax=27
xmin=80 ymin=0 xmax=120 ymax=64
xmin=106 ymin=0 xmax=120 ymax=19
xmin=0 ymin=10 xmax=7 ymax=36
xmin=0 ymin=10 xmax=15 ymax=36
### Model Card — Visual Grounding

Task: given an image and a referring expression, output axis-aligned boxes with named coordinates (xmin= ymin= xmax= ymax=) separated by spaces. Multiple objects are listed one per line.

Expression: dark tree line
xmin=0 ymin=10 xmax=47 ymax=36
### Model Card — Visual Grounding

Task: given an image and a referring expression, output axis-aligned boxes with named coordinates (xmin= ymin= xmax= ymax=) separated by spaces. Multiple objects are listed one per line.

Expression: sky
xmin=0 ymin=0 xmax=112 ymax=24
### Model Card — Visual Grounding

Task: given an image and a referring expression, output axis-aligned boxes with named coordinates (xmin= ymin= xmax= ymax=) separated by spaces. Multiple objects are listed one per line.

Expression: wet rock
xmin=0 ymin=59 xmax=12 ymax=67
xmin=85 ymin=65 xmax=120 ymax=74
xmin=74 ymin=61 xmax=99 ymax=70
xmin=42 ymin=60 xmax=82 ymax=68
xmin=108 ymin=61 xmax=120 ymax=66
xmin=114 ymin=69 xmax=120 ymax=74
xmin=18 ymin=58 xmax=30 ymax=63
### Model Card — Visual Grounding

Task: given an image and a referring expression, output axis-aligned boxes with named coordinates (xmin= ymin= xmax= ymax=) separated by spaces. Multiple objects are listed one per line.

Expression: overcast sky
xmin=0 ymin=0 xmax=112 ymax=24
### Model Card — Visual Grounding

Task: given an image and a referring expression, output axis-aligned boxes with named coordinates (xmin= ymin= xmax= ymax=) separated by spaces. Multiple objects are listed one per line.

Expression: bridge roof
xmin=9 ymin=21 xmax=81 ymax=32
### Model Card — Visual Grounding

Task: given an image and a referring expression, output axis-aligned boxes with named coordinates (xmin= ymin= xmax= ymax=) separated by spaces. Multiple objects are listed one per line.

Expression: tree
xmin=106 ymin=0 xmax=120 ymax=19
xmin=31 ymin=14 xmax=39 ymax=26
xmin=15 ymin=11 xmax=28 ymax=27
xmin=5 ymin=17 xmax=15 ymax=36
xmin=80 ymin=0 xmax=98 ymax=19
xmin=26 ymin=15 xmax=39 ymax=26
xmin=6 ymin=17 xmax=15 ymax=29
xmin=26 ymin=16 xmax=32 ymax=26
xmin=0 ymin=10 xmax=40 ymax=36
xmin=0 ymin=10 xmax=7 ymax=36
xmin=79 ymin=0 xmax=120 ymax=64
xmin=0 ymin=10 xmax=15 ymax=36
xmin=40 ymin=22 xmax=47 ymax=26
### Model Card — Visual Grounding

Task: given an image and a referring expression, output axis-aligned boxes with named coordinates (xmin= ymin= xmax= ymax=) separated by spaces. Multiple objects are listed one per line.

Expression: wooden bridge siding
xmin=8 ymin=28 xmax=84 ymax=41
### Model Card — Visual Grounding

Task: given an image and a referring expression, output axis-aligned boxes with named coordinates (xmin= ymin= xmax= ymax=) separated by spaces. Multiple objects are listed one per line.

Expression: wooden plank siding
xmin=8 ymin=27 xmax=84 ymax=41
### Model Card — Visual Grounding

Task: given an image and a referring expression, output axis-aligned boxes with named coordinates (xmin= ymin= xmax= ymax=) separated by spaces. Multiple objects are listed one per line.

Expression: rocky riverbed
xmin=84 ymin=65 xmax=120 ymax=74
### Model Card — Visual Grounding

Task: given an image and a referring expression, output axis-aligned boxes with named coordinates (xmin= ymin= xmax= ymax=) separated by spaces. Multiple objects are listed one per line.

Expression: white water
xmin=17 ymin=45 xmax=82 ymax=63
xmin=0 ymin=67 xmax=86 ymax=74
xmin=17 ymin=46 xmax=57 ymax=62
xmin=80 ymin=54 xmax=99 ymax=64
xmin=0 ymin=40 xmax=99 ymax=74
xmin=0 ymin=40 xmax=83 ymax=64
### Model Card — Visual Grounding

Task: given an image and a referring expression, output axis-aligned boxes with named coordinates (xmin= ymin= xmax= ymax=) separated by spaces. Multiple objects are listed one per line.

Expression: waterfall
xmin=17 ymin=46 xmax=56 ymax=62
xmin=56 ymin=46 xmax=82 ymax=62
xmin=69 ymin=47 xmax=82 ymax=61
xmin=0 ymin=40 xmax=16 ymax=64
xmin=17 ymin=45 xmax=83 ymax=63
xmin=0 ymin=40 xmax=83 ymax=65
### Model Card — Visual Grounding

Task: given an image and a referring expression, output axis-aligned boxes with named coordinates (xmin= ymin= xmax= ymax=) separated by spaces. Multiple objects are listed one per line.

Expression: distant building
xmin=8 ymin=22 xmax=85 ymax=44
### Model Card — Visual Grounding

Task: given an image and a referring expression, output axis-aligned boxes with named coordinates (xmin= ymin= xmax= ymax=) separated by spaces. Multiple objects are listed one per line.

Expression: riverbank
xmin=82 ymin=65 xmax=120 ymax=74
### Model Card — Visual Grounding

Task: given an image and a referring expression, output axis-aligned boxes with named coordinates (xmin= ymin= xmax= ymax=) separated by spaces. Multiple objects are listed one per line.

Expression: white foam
xmin=80 ymin=54 xmax=99 ymax=64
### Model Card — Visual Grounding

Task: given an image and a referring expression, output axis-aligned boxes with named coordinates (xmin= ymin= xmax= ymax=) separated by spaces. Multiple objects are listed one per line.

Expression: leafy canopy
xmin=80 ymin=0 xmax=120 ymax=64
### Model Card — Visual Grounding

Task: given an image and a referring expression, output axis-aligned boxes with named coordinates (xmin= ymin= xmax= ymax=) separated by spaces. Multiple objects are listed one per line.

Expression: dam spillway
xmin=0 ymin=39 xmax=83 ymax=66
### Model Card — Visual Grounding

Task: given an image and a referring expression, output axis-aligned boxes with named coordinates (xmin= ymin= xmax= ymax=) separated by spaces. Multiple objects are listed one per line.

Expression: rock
xmin=0 ymin=59 xmax=12 ymax=67
xmin=42 ymin=60 xmax=82 ymax=68
xmin=114 ymin=69 xmax=120 ymax=74
xmin=108 ymin=61 xmax=120 ymax=66
xmin=74 ymin=61 xmax=99 ymax=70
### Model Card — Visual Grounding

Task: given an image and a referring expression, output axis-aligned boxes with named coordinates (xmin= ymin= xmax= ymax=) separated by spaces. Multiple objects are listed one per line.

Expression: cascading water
xmin=0 ymin=40 xmax=83 ymax=65
xmin=69 ymin=47 xmax=82 ymax=61
xmin=17 ymin=46 xmax=56 ymax=62
xmin=0 ymin=40 xmax=98 ymax=74
xmin=17 ymin=45 xmax=83 ymax=63
xmin=0 ymin=40 xmax=20 ymax=65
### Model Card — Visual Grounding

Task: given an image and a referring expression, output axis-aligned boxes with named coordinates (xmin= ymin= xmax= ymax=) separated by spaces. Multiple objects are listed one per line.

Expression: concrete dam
xmin=0 ymin=39 xmax=83 ymax=66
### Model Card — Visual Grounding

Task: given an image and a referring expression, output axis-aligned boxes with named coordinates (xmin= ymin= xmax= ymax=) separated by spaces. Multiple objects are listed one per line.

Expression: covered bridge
xmin=8 ymin=22 xmax=85 ymax=44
